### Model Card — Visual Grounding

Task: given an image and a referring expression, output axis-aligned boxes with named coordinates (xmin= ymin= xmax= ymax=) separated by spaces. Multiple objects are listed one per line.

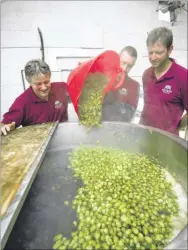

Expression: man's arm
xmin=179 ymin=68 xmax=188 ymax=131
xmin=1 ymin=98 xmax=24 ymax=135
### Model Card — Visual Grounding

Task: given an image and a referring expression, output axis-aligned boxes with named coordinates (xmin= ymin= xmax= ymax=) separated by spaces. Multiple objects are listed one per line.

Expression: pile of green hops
xmin=78 ymin=72 xmax=108 ymax=127
xmin=53 ymin=146 xmax=179 ymax=250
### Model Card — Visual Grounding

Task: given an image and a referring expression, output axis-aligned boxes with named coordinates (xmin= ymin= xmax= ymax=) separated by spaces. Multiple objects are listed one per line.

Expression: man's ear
xmin=168 ymin=45 xmax=173 ymax=56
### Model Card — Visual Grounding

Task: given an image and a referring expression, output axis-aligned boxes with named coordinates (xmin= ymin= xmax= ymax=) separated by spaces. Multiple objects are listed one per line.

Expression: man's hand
xmin=1 ymin=122 xmax=16 ymax=136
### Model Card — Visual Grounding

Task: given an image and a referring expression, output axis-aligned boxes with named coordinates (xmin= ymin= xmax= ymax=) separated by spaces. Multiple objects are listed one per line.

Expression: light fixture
xmin=156 ymin=1 xmax=188 ymax=25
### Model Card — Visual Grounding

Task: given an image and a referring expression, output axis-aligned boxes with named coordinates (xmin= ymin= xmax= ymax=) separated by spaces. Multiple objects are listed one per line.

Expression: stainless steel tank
xmin=4 ymin=122 xmax=187 ymax=249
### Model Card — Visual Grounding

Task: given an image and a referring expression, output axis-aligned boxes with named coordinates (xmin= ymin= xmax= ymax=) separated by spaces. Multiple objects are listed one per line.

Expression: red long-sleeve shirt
xmin=1 ymin=82 xmax=68 ymax=127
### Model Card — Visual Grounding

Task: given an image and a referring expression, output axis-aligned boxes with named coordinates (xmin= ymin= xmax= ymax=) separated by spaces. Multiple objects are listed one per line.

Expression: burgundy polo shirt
xmin=115 ymin=76 xmax=140 ymax=109
xmin=140 ymin=59 xmax=188 ymax=135
xmin=1 ymin=82 xmax=68 ymax=127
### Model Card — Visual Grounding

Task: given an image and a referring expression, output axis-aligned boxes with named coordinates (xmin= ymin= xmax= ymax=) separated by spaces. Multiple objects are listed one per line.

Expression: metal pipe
xmin=37 ymin=27 xmax=45 ymax=61
xmin=21 ymin=69 xmax=26 ymax=91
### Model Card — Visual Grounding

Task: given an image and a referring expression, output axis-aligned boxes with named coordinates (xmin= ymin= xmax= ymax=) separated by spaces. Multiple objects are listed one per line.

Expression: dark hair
xmin=24 ymin=59 xmax=51 ymax=83
xmin=120 ymin=46 xmax=137 ymax=58
xmin=146 ymin=27 xmax=173 ymax=49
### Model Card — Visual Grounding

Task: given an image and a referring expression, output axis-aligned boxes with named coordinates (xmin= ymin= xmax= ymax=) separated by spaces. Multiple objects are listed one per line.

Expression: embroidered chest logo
xmin=119 ymin=88 xmax=127 ymax=96
xmin=55 ymin=100 xmax=62 ymax=109
xmin=162 ymin=85 xmax=172 ymax=94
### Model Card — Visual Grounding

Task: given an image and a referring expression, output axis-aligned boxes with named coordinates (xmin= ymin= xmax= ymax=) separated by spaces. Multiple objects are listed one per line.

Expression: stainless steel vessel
xmin=4 ymin=122 xmax=187 ymax=249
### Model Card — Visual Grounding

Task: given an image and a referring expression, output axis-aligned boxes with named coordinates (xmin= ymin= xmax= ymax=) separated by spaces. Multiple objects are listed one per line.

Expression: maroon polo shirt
xmin=115 ymin=76 xmax=140 ymax=109
xmin=140 ymin=59 xmax=188 ymax=135
xmin=1 ymin=82 xmax=68 ymax=127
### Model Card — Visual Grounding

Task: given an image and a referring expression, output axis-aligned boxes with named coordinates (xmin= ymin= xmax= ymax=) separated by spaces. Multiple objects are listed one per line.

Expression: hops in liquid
xmin=53 ymin=146 xmax=179 ymax=250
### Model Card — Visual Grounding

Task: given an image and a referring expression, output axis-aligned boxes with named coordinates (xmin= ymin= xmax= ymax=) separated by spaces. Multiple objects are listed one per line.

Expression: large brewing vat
xmin=4 ymin=122 xmax=187 ymax=249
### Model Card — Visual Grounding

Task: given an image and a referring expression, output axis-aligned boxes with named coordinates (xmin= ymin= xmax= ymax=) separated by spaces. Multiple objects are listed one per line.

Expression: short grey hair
xmin=24 ymin=59 xmax=51 ymax=83
xmin=146 ymin=27 xmax=173 ymax=49
xmin=120 ymin=46 xmax=137 ymax=58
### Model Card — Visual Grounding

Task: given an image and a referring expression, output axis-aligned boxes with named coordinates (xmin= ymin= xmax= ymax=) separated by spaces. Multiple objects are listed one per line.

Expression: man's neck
xmin=42 ymin=96 xmax=49 ymax=101
xmin=154 ymin=59 xmax=172 ymax=79
xmin=34 ymin=91 xmax=49 ymax=101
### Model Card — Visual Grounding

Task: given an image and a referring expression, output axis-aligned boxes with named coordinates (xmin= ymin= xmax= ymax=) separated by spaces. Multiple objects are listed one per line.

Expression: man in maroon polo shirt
xmin=102 ymin=46 xmax=140 ymax=122
xmin=1 ymin=59 xmax=68 ymax=136
xmin=140 ymin=27 xmax=188 ymax=135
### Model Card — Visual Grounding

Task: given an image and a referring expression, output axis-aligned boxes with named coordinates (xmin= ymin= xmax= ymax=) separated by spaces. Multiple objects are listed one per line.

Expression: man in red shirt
xmin=1 ymin=59 xmax=68 ymax=135
xmin=140 ymin=27 xmax=188 ymax=135
xmin=102 ymin=46 xmax=140 ymax=122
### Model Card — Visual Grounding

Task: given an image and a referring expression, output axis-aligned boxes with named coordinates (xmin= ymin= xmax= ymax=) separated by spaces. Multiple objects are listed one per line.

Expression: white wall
xmin=1 ymin=0 xmax=187 ymax=119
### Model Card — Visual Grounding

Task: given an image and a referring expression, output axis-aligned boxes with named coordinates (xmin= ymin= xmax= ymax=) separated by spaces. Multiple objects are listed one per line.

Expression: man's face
xmin=147 ymin=42 xmax=173 ymax=69
xmin=120 ymin=51 xmax=136 ymax=75
xmin=31 ymin=74 xmax=51 ymax=100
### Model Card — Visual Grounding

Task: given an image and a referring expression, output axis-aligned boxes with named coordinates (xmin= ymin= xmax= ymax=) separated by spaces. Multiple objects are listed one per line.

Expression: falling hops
xmin=78 ymin=72 xmax=108 ymax=127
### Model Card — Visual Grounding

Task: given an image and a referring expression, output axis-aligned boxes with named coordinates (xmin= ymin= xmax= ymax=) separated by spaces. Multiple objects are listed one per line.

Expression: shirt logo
xmin=55 ymin=100 xmax=62 ymax=109
xmin=162 ymin=85 xmax=172 ymax=94
xmin=119 ymin=88 xmax=127 ymax=96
